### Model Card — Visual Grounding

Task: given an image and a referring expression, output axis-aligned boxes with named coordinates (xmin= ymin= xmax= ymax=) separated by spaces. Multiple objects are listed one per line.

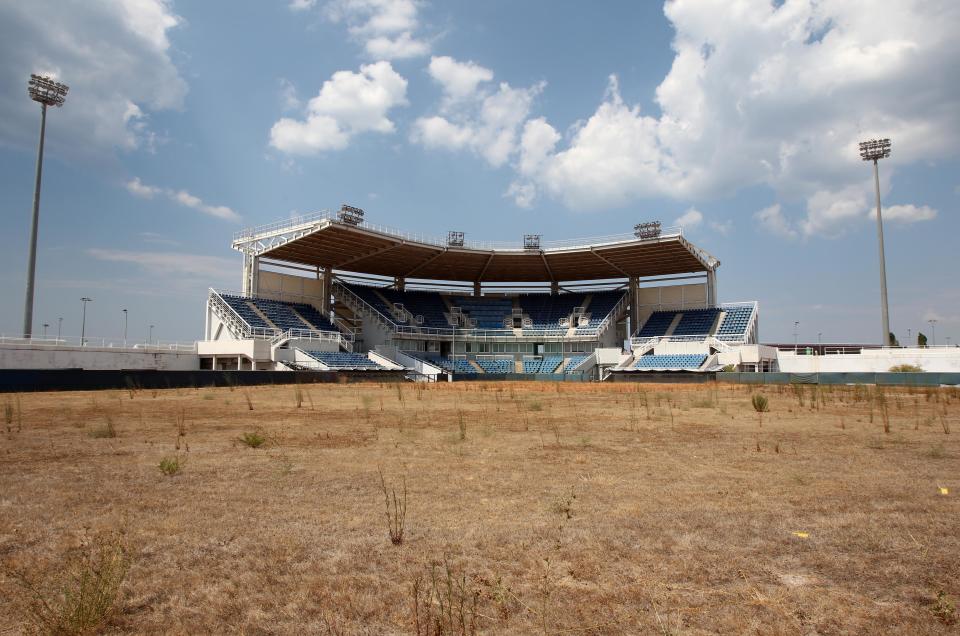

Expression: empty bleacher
xmin=476 ymin=358 xmax=512 ymax=374
xmin=520 ymin=294 xmax=584 ymax=335
xmin=716 ymin=305 xmax=754 ymax=339
xmin=636 ymin=310 xmax=676 ymax=337
xmin=671 ymin=308 xmax=720 ymax=336
xmin=451 ymin=296 xmax=513 ymax=329
xmin=220 ymin=293 xmax=336 ymax=333
xmin=574 ymin=290 xmax=624 ymax=333
xmin=301 ymin=351 xmax=387 ymax=370
xmin=565 ymin=355 xmax=590 ymax=370
xmin=407 ymin=353 xmax=477 ymax=374
xmin=632 ymin=354 xmax=707 ymax=370
xmin=522 ymin=356 xmax=562 ymax=373
xmin=221 ymin=294 xmax=273 ymax=331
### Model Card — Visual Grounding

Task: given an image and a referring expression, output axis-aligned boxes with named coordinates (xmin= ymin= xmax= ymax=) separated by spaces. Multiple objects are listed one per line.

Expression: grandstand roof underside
xmin=237 ymin=220 xmax=717 ymax=283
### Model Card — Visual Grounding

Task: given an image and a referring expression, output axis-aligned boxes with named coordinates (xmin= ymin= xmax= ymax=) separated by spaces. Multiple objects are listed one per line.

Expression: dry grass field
xmin=1 ymin=380 xmax=958 ymax=634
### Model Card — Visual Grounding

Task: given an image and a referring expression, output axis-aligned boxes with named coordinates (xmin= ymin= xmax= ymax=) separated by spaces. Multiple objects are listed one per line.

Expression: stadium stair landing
xmin=468 ymin=359 xmax=485 ymax=373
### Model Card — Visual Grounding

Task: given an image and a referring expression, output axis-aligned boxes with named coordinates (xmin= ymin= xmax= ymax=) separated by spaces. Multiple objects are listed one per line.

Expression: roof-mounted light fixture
xmin=634 ymin=221 xmax=662 ymax=239
xmin=337 ymin=204 xmax=364 ymax=225
xmin=447 ymin=231 xmax=464 ymax=247
xmin=523 ymin=234 xmax=541 ymax=250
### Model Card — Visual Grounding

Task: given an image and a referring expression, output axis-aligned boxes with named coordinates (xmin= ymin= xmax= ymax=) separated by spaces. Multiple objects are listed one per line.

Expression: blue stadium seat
xmin=632 ymin=354 xmax=707 ymax=370
xmin=716 ymin=305 xmax=754 ymax=339
xmin=302 ymin=351 xmax=387 ymax=370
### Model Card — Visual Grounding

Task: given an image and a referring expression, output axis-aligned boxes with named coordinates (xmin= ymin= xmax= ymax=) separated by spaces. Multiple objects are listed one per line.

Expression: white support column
xmin=251 ymin=256 xmax=259 ymax=296
xmin=707 ymin=269 xmax=718 ymax=307
xmin=241 ymin=253 xmax=260 ymax=296
xmin=320 ymin=268 xmax=332 ymax=314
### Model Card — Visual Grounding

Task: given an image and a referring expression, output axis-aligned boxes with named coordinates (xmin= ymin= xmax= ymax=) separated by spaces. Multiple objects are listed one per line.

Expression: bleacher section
xmin=302 ymin=351 xmax=387 ymax=370
xmin=477 ymin=359 xmax=512 ymax=374
xmin=221 ymin=294 xmax=273 ymax=331
xmin=636 ymin=310 xmax=677 ymax=338
xmin=220 ymin=294 xmax=336 ymax=333
xmin=345 ymin=284 xmax=396 ymax=321
xmin=672 ymin=308 xmax=720 ymax=336
xmin=409 ymin=353 xmax=477 ymax=374
xmin=575 ymin=290 xmax=623 ymax=333
xmin=520 ymin=294 xmax=584 ymax=335
xmin=523 ymin=356 xmax=562 ymax=373
xmin=716 ymin=305 xmax=754 ymax=339
xmin=343 ymin=283 xmax=623 ymax=336
xmin=293 ymin=302 xmax=336 ymax=331
xmin=452 ymin=296 xmax=512 ymax=329
xmin=632 ymin=354 xmax=707 ymax=370
xmin=379 ymin=288 xmax=450 ymax=329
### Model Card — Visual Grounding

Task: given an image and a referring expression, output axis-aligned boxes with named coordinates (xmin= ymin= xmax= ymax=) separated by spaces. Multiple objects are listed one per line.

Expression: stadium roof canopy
xmin=232 ymin=211 xmax=719 ymax=283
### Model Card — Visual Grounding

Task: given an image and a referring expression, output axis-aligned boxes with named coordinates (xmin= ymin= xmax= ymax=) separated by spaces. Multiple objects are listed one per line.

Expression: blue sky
xmin=0 ymin=0 xmax=957 ymax=345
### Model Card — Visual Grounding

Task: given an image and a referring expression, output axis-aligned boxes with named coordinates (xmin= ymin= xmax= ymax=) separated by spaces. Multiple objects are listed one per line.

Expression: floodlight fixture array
xmin=523 ymin=234 xmax=541 ymax=250
xmin=28 ymin=74 xmax=69 ymax=107
xmin=634 ymin=221 xmax=662 ymax=240
xmin=338 ymin=204 xmax=364 ymax=226
xmin=447 ymin=231 xmax=464 ymax=247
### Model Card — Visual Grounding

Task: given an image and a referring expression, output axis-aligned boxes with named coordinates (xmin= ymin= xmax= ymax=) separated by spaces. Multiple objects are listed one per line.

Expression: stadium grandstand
xmin=199 ymin=205 xmax=773 ymax=378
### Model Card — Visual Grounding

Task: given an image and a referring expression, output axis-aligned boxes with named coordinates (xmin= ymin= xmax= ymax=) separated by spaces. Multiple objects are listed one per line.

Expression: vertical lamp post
xmin=859 ymin=138 xmax=892 ymax=346
xmin=149 ymin=324 xmax=155 ymax=346
xmin=42 ymin=323 xmax=49 ymax=338
xmin=23 ymin=74 xmax=69 ymax=338
xmin=122 ymin=308 xmax=128 ymax=345
xmin=57 ymin=317 xmax=62 ymax=341
xmin=928 ymin=319 xmax=937 ymax=347
xmin=80 ymin=297 xmax=92 ymax=346
xmin=794 ymin=321 xmax=799 ymax=352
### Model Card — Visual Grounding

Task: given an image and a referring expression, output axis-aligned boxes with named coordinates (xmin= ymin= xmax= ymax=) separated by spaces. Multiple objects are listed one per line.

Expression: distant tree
xmin=918 ymin=332 xmax=928 ymax=347
xmin=888 ymin=332 xmax=899 ymax=347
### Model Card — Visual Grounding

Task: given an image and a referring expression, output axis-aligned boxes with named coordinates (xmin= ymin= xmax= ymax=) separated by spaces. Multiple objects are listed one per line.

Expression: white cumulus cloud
xmin=468 ymin=0 xmax=959 ymax=230
xmin=269 ymin=61 xmax=408 ymax=155
xmin=412 ymin=56 xmax=545 ymax=172
xmin=0 ymin=0 xmax=187 ymax=155
xmin=882 ymin=204 xmax=937 ymax=223
xmin=325 ymin=0 xmax=429 ymax=59
xmin=674 ymin=208 xmax=703 ymax=229
xmin=755 ymin=203 xmax=798 ymax=239
xmin=125 ymin=178 xmax=240 ymax=222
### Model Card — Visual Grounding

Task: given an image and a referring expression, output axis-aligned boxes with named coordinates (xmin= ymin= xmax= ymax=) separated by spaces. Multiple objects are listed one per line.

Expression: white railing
xmin=209 ymin=289 xmax=254 ymax=339
xmin=271 ymin=328 xmax=352 ymax=352
xmin=590 ymin=291 xmax=629 ymax=337
xmin=0 ymin=335 xmax=197 ymax=352
xmin=234 ymin=209 xmax=684 ymax=252
xmin=339 ymin=282 xmax=619 ymax=341
xmin=211 ymin=288 xmax=352 ymax=347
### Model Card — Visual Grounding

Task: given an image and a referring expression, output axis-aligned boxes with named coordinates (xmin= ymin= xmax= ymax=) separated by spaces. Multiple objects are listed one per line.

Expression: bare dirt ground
xmin=1 ymin=381 xmax=958 ymax=634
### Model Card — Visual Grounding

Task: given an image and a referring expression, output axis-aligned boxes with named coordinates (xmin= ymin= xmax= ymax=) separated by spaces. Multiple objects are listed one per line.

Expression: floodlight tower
xmin=859 ymin=138 xmax=892 ymax=346
xmin=23 ymin=74 xmax=69 ymax=339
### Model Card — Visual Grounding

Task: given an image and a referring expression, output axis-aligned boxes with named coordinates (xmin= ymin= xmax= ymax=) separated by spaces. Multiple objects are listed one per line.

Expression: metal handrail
xmin=0 ymin=335 xmax=197 ymax=352
xmin=235 ymin=209 xmax=684 ymax=252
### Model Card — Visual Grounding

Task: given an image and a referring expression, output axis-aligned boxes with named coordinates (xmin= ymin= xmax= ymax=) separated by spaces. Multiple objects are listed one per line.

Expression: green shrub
xmin=159 ymin=456 xmax=185 ymax=476
xmin=239 ymin=432 xmax=266 ymax=448
xmin=19 ymin=533 xmax=130 ymax=635
xmin=889 ymin=364 xmax=923 ymax=373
